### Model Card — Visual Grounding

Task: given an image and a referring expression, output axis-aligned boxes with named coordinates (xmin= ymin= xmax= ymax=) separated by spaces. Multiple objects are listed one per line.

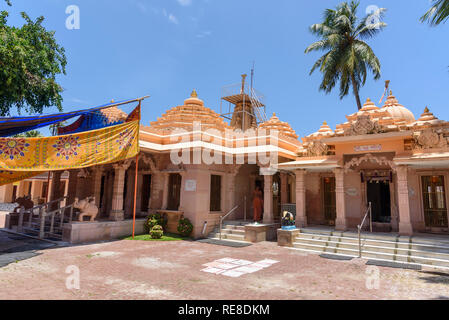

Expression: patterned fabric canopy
xmin=0 ymin=106 xmax=141 ymax=186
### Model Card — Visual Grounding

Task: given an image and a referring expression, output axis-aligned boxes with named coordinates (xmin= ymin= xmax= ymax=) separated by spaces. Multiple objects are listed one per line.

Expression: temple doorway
xmin=367 ymin=181 xmax=391 ymax=223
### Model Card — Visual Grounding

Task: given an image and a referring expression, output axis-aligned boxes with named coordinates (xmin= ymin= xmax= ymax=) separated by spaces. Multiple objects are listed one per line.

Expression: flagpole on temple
xmin=132 ymin=101 xmax=142 ymax=239
xmin=132 ymin=153 xmax=139 ymax=239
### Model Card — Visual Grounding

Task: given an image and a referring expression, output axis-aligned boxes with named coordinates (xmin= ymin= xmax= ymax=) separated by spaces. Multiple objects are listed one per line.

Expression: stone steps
xmin=207 ymin=222 xmax=250 ymax=243
xmin=293 ymin=228 xmax=449 ymax=270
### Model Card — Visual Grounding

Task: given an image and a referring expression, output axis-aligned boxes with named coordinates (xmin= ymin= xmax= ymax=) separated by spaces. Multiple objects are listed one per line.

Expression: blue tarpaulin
xmin=0 ymin=98 xmax=142 ymax=137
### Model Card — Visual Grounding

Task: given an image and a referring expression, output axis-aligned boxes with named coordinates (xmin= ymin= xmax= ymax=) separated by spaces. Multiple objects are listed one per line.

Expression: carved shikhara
xmin=307 ymin=141 xmax=329 ymax=157
xmin=345 ymin=115 xmax=382 ymax=136
xmin=413 ymin=129 xmax=448 ymax=150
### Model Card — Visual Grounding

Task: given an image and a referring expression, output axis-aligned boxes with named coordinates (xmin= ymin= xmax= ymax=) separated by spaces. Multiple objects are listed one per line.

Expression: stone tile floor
xmin=0 ymin=231 xmax=448 ymax=300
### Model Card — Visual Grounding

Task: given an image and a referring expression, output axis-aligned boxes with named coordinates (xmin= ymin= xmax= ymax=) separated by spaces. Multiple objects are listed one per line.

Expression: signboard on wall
xmin=185 ymin=180 xmax=197 ymax=192
xmin=354 ymin=145 xmax=382 ymax=152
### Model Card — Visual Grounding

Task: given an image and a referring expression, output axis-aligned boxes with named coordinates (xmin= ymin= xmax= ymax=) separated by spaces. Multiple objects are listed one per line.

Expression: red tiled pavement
xmin=1 ymin=239 xmax=448 ymax=300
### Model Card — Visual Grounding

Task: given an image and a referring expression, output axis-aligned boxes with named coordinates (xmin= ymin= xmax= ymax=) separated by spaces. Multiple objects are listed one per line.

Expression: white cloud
xmin=177 ymin=0 xmax=192 ymax=6
xmin=196 ymin=30 xmax=212 ymax=38
xmin=168 ymin=14 xmax=179 ymax=25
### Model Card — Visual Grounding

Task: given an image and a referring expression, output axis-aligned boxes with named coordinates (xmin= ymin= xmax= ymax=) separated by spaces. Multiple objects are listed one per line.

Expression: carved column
xmin=67 ymin=169 xmax=79 ymax=206
xmin=110 ymin=164 xmax=127 ymax=221
xmin=294 ymin=169 xmax=307 ymax=228
xmin=125 ymin=169 xmax=135 ymax=218
xmin=50 ymin=171 xmax=62 ymax=209
xmin=263 ymin=174 xmax=274 ymax=224
xmin=334 ymin=168 xmax=347 ymax=231
xmin=161 ymin=173 xmax=170 ymax=210
xmin=91 ymin=167 xmax=104 ymax=208
xmin=396 ymin=166 xmax=413 ymax=235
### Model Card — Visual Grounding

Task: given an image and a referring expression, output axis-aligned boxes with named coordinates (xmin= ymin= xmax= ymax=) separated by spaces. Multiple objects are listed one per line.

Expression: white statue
xmin=74 ymin=197 xmax=99 ymax=222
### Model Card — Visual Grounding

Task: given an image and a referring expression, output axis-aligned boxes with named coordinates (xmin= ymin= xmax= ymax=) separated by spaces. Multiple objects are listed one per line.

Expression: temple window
xmin=210 ymin=175 xmax=222 ymax=212
xmin=421 ymin=176 xmax=448 ymax=228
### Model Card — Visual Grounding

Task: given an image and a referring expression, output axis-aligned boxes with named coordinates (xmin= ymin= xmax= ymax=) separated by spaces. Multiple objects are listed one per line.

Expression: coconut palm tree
xmin=421 ymin=0 xmax=449 ymax=25
xmin=305 ymin=1 xmax=387 ymax=110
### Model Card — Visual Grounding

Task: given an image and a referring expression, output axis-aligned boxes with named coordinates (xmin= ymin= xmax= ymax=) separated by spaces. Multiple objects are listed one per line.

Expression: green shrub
xmin=177 ymin=218 xmax=193 ymax=237
xmin=144 ymin=213 xmax=168 ymax=233
xmin=150 ymin=225 xmax=164 ymax=239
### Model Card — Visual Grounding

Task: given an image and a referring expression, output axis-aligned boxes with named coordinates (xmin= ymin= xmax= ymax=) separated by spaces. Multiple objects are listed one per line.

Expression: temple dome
xmin=408 ymin=107 xmax=445 ymax=127
xmin=259 ymin=113 xmax=298 ymax=140
xmin=148 ymin=90 xmax=230 ymax=132
xmin=382 ymin=92 xmax=415 ymax=124
xmin=307 ymin=121 xmax=335 ymax=139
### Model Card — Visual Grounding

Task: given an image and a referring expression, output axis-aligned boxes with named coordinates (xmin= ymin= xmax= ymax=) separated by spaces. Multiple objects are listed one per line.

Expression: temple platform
xmin=62 ymin=218 xmax=147 ymax=244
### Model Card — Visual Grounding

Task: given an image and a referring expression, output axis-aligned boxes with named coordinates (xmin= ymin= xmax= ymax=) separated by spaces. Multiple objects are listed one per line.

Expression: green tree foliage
xmin=421 ymin=0 xmax=449 ymax=25
xmin=305 ymin=1 xmax=387 ymax=110
xmin=0 ymin=0 xmax=67 ymax=116
xmin=13 ymin=130 xmax=43 ymax=138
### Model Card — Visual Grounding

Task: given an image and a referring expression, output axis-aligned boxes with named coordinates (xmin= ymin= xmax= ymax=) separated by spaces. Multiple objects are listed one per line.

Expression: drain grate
xmin=366 ymin=260 xmax=422 ymax=270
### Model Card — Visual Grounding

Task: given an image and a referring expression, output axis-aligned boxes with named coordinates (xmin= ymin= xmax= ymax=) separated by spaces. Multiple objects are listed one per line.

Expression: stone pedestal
xmin=277 ymin=229 xmax=300 ymax=247
xmin=244 ymin=223 xmax=279 ymax=243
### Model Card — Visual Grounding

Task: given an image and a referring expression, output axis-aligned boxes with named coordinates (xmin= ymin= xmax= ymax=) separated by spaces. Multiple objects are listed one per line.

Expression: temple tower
xmin=220 ymin=74 xmax=267 ymax=131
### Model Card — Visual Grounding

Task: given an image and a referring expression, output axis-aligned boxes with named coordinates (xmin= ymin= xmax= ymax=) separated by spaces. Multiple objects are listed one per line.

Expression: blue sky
xmin=4 ymin=0 xmax=449 ymax=138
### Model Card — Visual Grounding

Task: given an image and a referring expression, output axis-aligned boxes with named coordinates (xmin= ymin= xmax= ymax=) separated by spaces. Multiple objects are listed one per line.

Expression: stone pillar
xmin=110 ymin=164 xmax=126 ymax=221
xmin=49 ymin=171 xmax=62 ymax=210
xmin=91 ymin=167 xmax=104 ymax=208
xmin=396 ymin=166 xmax=413 ymax=235
xmin=294 ymin=169 xmax=307 ymax=228
xmin=334 ymin=168 xmax=347 ymax=231
xmin=280 ymin=172 xmax=289 ymax=205
xmin=161 ymin=173 xmax=169 ymax=210
xmin=67 ymin=170 xmax=79 ymax=206
xmin=263 ymin=174 xmax=274 ymax=224
xmin=125 ymin=169 xmax=135 ymax=219
xmin=227 ymin=173 xmax=237 ymax=214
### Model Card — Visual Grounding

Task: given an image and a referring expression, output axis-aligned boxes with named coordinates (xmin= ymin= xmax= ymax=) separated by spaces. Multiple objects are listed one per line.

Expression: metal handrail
xmin=219 ymin=205 xmax=240 ymax=240
xmin=357 ymin=202 xmax=372 ymax=258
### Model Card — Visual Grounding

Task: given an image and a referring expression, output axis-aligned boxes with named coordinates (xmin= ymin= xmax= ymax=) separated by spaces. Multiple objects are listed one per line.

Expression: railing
xmin=16 ymin=196 xmax=72 ymax=240
xmin=357 ymin=202 xmax=372 ymax=258
xmin=219 ymin=205 xmax=240 ymax=241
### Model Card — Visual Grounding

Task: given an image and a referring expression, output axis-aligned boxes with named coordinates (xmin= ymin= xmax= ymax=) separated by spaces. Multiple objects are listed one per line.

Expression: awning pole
xmin=132 ymin=153 xmax=139 ymax=240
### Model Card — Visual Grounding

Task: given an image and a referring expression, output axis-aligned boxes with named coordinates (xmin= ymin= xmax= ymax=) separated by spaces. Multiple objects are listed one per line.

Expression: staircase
xmin=292 ymin=227 xmax=449 ymax=269
xmin=15 ymin=197 xmax=75 ymax=241
xmin=207 ymin=221 xmax=250 ymax=243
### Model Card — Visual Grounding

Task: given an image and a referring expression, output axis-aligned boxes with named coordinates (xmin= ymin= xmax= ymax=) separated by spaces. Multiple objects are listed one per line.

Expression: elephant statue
xmin=73 ymin=197 xmax=99 ymax=222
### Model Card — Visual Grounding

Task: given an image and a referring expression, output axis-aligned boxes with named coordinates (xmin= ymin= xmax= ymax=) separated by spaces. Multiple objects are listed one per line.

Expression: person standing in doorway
xmin=253 ymin=186 xmax=263 ymax=222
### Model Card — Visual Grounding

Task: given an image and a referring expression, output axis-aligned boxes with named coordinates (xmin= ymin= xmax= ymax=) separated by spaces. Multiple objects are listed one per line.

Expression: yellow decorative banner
xmin=0 ymin=120 xmax=140 ymax=186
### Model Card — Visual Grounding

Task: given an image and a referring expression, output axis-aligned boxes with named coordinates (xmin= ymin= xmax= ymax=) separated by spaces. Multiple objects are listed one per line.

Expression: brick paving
xmin=0 ymin=236 xmax=448 ymax=300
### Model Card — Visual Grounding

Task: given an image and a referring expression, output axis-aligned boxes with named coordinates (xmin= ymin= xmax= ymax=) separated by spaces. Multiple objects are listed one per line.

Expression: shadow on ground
xmin=418 ymin=270 xmax=449 ymax=285
xmin=0 ymin=230 xmax=57 ymax=268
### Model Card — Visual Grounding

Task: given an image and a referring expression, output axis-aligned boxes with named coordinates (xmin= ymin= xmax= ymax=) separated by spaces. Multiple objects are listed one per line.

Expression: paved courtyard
xmin=0 ymin=231 xmax=448 ymax=300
